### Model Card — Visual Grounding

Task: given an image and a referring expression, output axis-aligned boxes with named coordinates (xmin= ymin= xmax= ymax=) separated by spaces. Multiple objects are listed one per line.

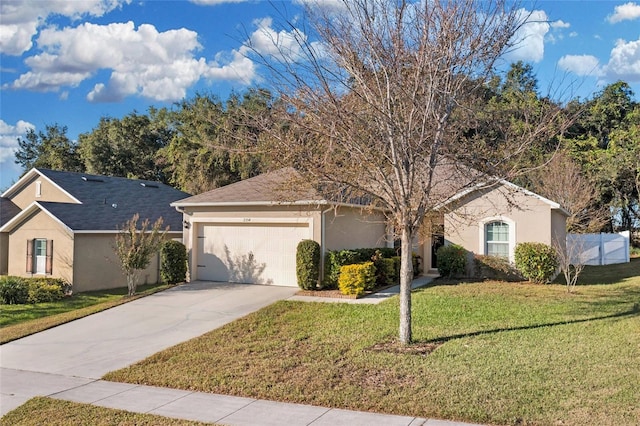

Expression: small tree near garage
xmin=115 ymin=213 xmax=168 ymax=296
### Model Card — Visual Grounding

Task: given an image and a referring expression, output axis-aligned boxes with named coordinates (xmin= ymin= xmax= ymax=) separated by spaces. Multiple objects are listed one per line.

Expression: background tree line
xmin=14 ymin=66 xmax=639 ymax=236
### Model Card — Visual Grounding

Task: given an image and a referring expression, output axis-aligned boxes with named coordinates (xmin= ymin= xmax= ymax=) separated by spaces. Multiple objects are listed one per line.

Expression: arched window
xmin=485 ymin=221 xmax=509 ymax=258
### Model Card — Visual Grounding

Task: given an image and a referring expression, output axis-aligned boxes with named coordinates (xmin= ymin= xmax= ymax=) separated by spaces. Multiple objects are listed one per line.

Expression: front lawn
xmin=1 ymin=283 xmax=171 ymax=344
xmin=105 ymin=260 xmax=640 ymax=426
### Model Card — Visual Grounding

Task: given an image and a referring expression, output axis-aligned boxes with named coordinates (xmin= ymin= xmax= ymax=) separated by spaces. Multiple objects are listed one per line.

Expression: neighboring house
xmin=0 ymin=169 xmax=190 ymax=292
xmin=173 ymin=167 xmax=568 ymax=287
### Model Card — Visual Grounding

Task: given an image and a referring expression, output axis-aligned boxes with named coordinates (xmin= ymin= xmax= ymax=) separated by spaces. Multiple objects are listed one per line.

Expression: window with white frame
xmin=485 ymin=221 xmax=509 ymax=258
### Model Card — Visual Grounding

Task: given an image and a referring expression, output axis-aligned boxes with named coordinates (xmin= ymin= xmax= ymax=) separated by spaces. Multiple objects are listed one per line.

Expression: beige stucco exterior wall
xmin=9 ymin=174 xmax=77 ymax=209
xmin=444 ymin=185 xmax=563 ymax=260
xmin=6 ymin=210 xmax=74 ymax=283
xmin=324 ymin=207 xmax=389 ymax=251
xmin=72 ymin=232 xmax=180 ymax=292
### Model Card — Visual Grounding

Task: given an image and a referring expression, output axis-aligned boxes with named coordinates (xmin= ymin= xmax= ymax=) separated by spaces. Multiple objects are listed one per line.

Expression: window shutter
xmin=26 ymin=239 xmax=34 ymax=273
xmin=46 ymin=239 xmax=53 ymax=275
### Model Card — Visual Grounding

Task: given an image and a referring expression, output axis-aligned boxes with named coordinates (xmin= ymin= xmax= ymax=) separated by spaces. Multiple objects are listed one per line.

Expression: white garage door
xmin=196 ymin=222 xmax=310 ymax=286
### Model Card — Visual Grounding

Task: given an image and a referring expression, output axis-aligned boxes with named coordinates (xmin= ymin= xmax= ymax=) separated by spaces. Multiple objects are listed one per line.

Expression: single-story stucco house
xmin=172 ymin=167 xmax=568 ymax=287
xmin=0 ymin=168 xmax=190 ymax=292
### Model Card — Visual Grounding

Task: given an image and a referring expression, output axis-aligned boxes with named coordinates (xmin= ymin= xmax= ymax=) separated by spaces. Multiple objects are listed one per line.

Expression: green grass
xmin=1 ymin=283 xmax=171 ymax=344
xmin=1 ymin=397 xmax=215 ymax=425
xmin=105 ymin=259 xmax=640 ymax=426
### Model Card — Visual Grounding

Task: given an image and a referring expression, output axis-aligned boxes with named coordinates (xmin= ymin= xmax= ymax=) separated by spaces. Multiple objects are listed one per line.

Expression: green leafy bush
xmin=338 ymin=262 xmax=376 ymax=296
xmin=160 ymin=240 xmax=188 ymax=284
xmin=0 ymin=276 xmax=29 ymax=304
xmin=296 ymin=239 xmax=321 ymax=290
xmin=377 ymin=257 xmax=397 ymax=286
xmin=27 ymin=278 xmax=67 ymax=303
xmin=436 ymin=244 xmax=467 ymax=277
xmin=514 ymin=242 xmax=559 ymax=284
xmin=474 ymin=255 xmax=522 ymax=281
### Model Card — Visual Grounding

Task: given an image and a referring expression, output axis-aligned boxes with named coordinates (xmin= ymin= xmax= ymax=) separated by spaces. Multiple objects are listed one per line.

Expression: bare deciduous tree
xmin=250 ymin=0 xmax=568 ymax=344
xmin=114 ymin=214 xmax=168 ymax=296
xmin=554 ymin=237 xmax=587 ymax=294
xmin=530 ymin=151 xmax=609 ymax=233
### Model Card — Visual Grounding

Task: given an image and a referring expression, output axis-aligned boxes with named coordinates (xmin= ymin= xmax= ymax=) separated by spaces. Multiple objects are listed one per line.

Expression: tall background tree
xmin=78 ymin=110 xmax=173 ymax=183
xmin=251 ymin=0 xmax=567 ymax=344
xmin=15 ymin=124 xmax=84 ymax=172
xmin=157 ymin=90 xmax=270 ymax=194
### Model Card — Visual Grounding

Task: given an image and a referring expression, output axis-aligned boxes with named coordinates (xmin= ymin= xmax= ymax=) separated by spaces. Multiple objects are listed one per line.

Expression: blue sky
xmin=1 ymin=0 xmax=639 ymax=190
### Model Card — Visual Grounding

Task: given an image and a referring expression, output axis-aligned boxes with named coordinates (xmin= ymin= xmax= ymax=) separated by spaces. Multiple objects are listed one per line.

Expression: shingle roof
xmin=173 ymin=168 xmax=323 ymax=205
xmin=32 ymin=169 xmax=189 ymax=231
xmin=0 ymin=198 xmax=21 ymax=226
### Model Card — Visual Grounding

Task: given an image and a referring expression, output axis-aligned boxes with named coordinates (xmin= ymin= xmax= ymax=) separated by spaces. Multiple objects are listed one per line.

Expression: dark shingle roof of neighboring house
xmin=0 ymin=198 xmax=21 ymax=226
xmin=4 ymin=169 xmax=190 ymax=232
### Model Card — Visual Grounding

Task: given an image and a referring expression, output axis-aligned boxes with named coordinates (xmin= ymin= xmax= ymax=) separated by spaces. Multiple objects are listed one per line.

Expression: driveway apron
xmin=0 ymin=281 xmax=296 ymax=414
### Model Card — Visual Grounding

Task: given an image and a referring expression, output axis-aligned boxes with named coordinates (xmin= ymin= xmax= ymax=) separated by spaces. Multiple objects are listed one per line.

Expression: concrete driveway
xmin=0 ymin=281 xmax=297 ymax=414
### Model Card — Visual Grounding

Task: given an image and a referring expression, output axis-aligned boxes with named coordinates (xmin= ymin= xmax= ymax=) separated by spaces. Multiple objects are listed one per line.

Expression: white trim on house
xmin=171 ymin=199 xmax=387 ymax=212
xmin=2 ymin=168 xmax=82 ymax=204
xmin=0 ymin=201 xmax=73 ymax=235
xmin=437 ymin=179 xmax=570 ymax=216
xmin=478 ymin=216 xmax=517 ymax=262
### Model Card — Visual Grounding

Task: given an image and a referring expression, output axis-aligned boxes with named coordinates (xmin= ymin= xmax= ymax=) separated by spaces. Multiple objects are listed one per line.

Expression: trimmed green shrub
xmin=296 ymin=239 xmax=321 ymax=290
xmin=27 ymin=278 xmax=66 ymax=303
xmin=160 ymin=240 xmax=188 ymax=284
xmin=391 ymin=256 xmax=401 ymax=283
xmin=338 ymin=262 xmax=376 ymax=296
xmin=474 ymin=255 xmax=522 ymax=281
xmin=0 ymin=276 xmax=29 ymax=304
xmin=514 ymin=242 xmax=559 ymax=284
xmin=376 ymin=257 xmax=397 ymax=286
xmin=436 ymin=244 xmax=467 ymax=277
xmin=412 ymin=253 xmax=422 ymax=277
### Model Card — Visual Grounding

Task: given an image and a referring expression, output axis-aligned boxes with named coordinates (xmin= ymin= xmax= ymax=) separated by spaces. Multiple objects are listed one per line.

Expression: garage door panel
xmin=197 ymin=223 xmax=309 ymax=286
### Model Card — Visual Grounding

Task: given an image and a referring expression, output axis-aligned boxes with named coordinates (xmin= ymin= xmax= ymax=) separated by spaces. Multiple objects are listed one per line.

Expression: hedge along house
xmin=0 ymin=169 xmax=190 ymax=292
xmin=171 ymin=168 xmax=391 ymax=286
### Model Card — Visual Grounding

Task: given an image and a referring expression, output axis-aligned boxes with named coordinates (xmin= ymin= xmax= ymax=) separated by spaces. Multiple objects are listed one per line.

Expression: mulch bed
xmin=295 ymin=284 xmax=397 ymax=299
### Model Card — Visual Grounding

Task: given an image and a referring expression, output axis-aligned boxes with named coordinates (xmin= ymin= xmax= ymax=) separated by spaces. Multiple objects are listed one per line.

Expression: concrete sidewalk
xmin=2 ymin=369 xmax=477 ymax=426
xmin=1 ymin=278 xmax=481 ymax=426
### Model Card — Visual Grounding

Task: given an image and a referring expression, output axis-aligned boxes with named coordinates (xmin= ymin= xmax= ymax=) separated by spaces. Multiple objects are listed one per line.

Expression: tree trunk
xmin=126 ymin=272 xmax=138 ymax=296
xmin=399 ymin=224 xmax=414 ymax=344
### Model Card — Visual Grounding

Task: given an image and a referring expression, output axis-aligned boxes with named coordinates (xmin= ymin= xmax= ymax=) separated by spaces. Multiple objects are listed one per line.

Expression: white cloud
xmin=0 ymin=0 xmax=130 ymax=55
xmin=551 ymin=20 xmax=570 ymax=29
xmin=569 ymin=31 xmax=578 ymax=38
xmin=607 ymin=2 xmax=640 ymax=23
xmin=558 ymin=55 xmax=602 ymax=77
xmin=245 ymin=17 xmax=307 ymax=61
xmin=0 ymin=119 xmax=35 ymax=163
xmin=603 ymin=37 xmax=640 ymax=81
xmin=506 ymin=9 xmax=550 ymax=63
xmin=5 ymin=21 xmax=258 ymax=103
xmin=558 ymin=37 xmax=640 ymax=83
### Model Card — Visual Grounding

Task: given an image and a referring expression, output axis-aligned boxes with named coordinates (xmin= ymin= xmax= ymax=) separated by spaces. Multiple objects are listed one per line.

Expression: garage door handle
xmin=197 ymin=265 xmax=206 ymax=268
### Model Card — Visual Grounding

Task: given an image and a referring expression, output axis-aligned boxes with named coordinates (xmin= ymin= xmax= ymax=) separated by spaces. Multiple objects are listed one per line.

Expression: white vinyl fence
xmin=566 ymin=231 xmax=630 ymax=266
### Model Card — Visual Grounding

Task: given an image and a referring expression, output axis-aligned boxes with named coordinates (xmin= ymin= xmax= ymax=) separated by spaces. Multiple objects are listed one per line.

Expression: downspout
xmin=321 ymin=206 xmax=333 ymax=285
